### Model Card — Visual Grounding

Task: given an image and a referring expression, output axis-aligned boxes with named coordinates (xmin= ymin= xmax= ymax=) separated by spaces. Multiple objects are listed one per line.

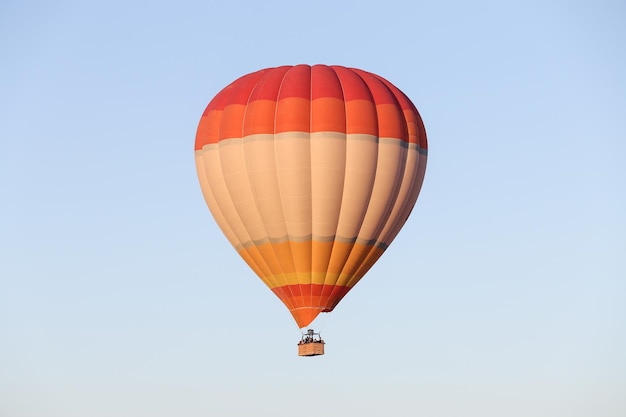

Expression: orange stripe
xmin=195 ymin=110 xmax=222 ymax=147
xmin=253 ymin=240 xmax=297 ymax=276
xmin=198 ymin=100 xmax=415 ymax=144
xmin=311 ymin=240 xmax=334 ymax=272
xmin=345 ymin=99 xmax=378 ymax=136
xmin=275 ymin=97 xmax=310 ymax=133
xmin=416 ymin=112 xmax=428 ymax=150
xmin=311 ymin=97 xmax=346 ymax=133
xmin=290 ymin=240 xmax=312 ymax=279
xmin=376 ymin=103 xmax=407 ymax=140
xmin=334 ymin=244 xmax=385 ymax=286
xmin=196 ymin=65 xmax=426 ymax=149
xmin=325 ymin=240 xmax=360 ymax=278
xmin=347 ymin=245 xmax=388 ymax=288
xmin=237 ymin=240 xmax=386 ymax=285
xmin=243 ymin=99 xmax=276 ymax=135
xmin=403 ymin=108 xmax=420 ymax=145
xmin=218 ymin=104 xmax=246 ymax=140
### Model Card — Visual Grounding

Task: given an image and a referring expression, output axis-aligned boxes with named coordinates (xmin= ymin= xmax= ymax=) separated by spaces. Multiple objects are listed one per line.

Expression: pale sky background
xmin=1 ymin=1 xmax=625 ymax=416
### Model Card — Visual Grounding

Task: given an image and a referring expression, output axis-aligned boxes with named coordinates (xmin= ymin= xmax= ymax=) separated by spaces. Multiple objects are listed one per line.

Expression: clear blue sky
xmin=1 ymin=1 xmax=625 ymax=416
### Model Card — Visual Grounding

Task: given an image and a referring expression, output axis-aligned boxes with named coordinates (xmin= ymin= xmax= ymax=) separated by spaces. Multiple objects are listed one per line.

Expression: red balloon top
xmin=195 ymin=64 xmax=427 ymax=152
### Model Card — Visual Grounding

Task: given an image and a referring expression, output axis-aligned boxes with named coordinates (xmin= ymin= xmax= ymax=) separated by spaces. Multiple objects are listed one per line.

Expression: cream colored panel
xmin=197 ymin=145 xmax=278 ymax=286
xmin=378 ymin=149 xmax=427 ymax=245
xmin=320 ymin=133 xmax=379 ymax=288
xmin=274 ymin=132 xmax=312 ymax=239
xmin=335 ymin=134 xmax=379 ymax=238
xmin=196 ymin=145 xmax=250 ymax=249
xmin=310 ymin=132 xmax=346 ymax=238
xmin=218 ymin=139 xmax=266 ymax=243
xmin=242 ymin=134 xmax=288 ymax=240
xmin=195 ymin=151 xmax=240 ymax=248
xmin=357 ymin=138 xmax=406 ymax=241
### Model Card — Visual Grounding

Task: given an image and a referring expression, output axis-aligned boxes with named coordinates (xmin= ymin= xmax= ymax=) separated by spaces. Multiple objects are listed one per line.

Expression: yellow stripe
xmin=238 ymin=240 xmax=385 ymax=288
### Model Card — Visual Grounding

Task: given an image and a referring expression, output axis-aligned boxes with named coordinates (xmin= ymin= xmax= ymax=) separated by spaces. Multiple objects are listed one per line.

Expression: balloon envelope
xmin=195 ymin=65 xmax=427 ymax=328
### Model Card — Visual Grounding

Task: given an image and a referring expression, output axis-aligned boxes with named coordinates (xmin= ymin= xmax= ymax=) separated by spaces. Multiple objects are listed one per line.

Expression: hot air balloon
xmin=194 ymin=65 xmax=427 ymax=356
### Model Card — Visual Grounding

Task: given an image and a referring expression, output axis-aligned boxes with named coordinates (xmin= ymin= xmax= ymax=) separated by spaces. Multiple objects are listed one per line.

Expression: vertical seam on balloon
xmin=307 ymin=64 xmax=315 ymax=315
xmin=196 ymin=152 xmax=247 ymax=258
xmin=316 ymin=65 xmax=348 ymax=312
xmin=205 ymin=75 xmax=278 ymax=296
xmin=240 ymin=69 xmax=291 ymax=297
xmin=227 ymin=74 xmax=282 ymax=291
xmin=235 ymin=87 xmax=286 ymax=292
xmin=262 ymin=67 xmax=305 ymax=311
xmin=201 ymin=162 xmax=275 ymax=289
xmin=344 ymin=70 xmax=409 ymax=289
xmin=323 ymin=67 xmax=379 ymax=310
xmin=274 ymin=66 xmax=305 ymax=313
xmin=362 ymin=78 xmax=423 ymax=260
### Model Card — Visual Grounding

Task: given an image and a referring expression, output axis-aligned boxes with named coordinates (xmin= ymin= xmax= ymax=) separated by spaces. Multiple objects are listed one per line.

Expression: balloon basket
xmin=297 ymin=329 xmax=325 ymax=357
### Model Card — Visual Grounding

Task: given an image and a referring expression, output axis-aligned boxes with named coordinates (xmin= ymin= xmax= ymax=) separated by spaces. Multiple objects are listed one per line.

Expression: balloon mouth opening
xmin=291 ymin=307 xmax=328 ymax=329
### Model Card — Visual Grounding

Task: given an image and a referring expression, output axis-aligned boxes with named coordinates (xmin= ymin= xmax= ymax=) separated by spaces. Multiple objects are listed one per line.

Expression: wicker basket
xmin=298 ymin=342 xmax=325 ymax=356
